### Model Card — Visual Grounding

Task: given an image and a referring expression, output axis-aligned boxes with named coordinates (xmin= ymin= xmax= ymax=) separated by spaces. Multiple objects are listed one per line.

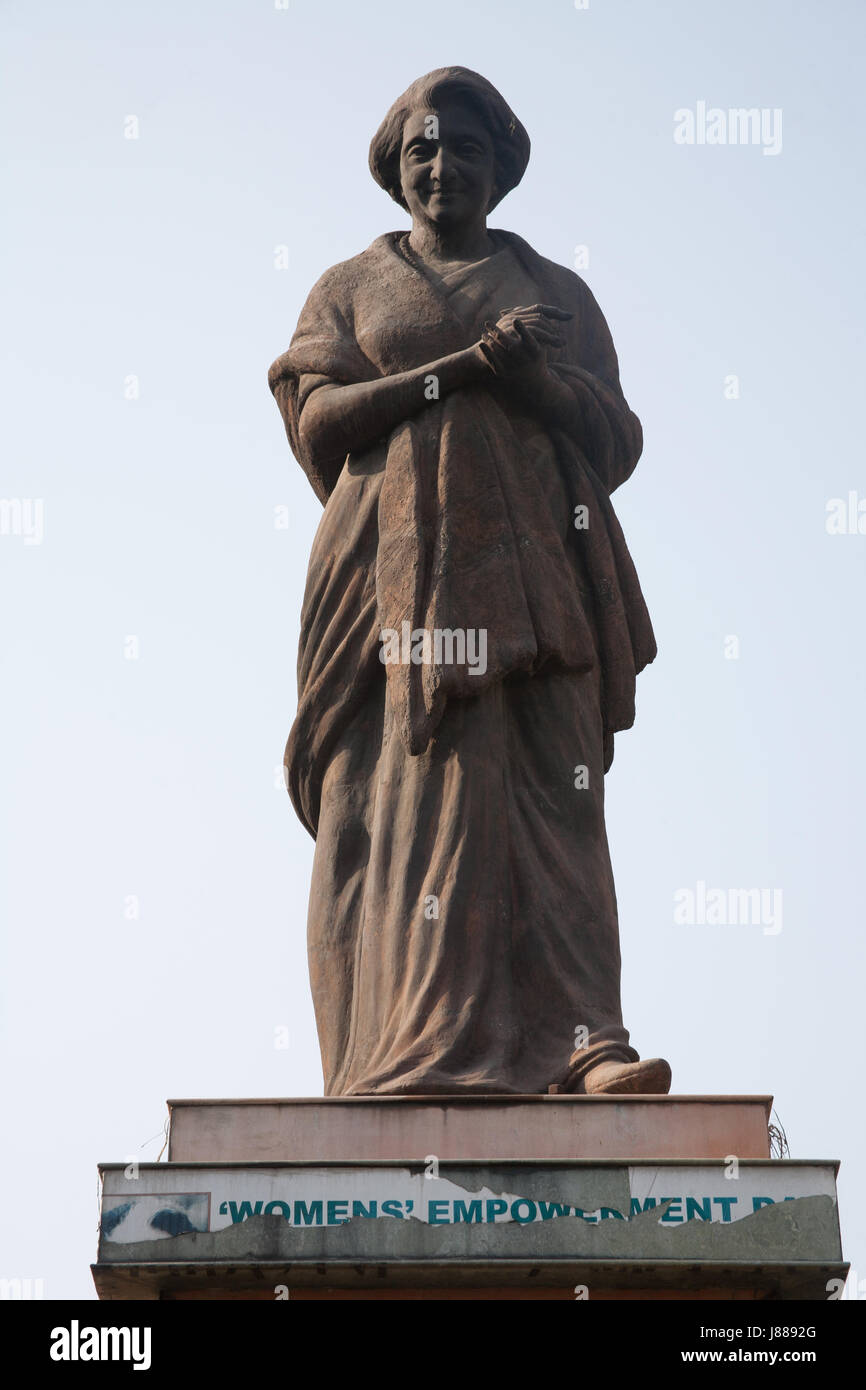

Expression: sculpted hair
xmin=369 ymin=66 xmax=531 ymax=212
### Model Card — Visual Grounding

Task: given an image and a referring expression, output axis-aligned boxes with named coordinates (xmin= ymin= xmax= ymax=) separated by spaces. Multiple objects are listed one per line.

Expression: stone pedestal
xmin=92 ymin=1095 xmax=845 ymax=1301
xmin=165 ymin=1093 xmax=773 ymax=1163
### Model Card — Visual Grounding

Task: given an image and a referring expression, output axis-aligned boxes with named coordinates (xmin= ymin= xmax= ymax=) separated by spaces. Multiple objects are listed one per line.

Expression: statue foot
xmin=581 ymin=1057 xmax=672 ymax=1095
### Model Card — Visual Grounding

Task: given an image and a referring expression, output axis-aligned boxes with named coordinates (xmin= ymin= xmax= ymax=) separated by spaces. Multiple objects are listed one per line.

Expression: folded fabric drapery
xmin=269 ymin=229 xmax=656 ymax=776
xmin=268 ymin=229 xmax=656 ymax=1095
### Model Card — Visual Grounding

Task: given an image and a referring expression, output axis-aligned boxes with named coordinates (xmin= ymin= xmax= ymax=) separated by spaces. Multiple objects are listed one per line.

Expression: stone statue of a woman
xmin=269 ymin=67 xmax=671 ymax=1098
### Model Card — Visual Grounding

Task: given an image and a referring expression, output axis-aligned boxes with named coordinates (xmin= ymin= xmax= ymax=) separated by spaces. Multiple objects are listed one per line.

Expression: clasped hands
xmin=476 ymin=303 xmax=572 ymax=381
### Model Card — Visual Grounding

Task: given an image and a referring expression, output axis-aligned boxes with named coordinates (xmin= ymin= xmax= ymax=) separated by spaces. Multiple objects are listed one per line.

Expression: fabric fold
xmin=270 ymin=229 xmax=656 ymax=814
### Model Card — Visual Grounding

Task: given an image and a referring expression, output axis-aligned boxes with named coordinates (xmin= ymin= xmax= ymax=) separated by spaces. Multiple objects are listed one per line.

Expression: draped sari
xmin=269 ymin=229 xmax=656 ymax=1095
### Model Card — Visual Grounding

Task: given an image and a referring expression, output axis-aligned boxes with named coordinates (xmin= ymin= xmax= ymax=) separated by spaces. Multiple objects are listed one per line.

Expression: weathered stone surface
xmin=166 ymin=1095 xmax=773 ymax=1162
xmin=268 ymin=67 xmax=666 ymax=1097
xmin=98 ymin=1193 xmax=841 ymax=1265
xmin=93 ymin=1157 xmax=844 ymax=1300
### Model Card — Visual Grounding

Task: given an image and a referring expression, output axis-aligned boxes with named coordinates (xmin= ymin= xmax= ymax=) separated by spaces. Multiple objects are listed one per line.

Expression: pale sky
xmin=2 ymin=0 xmax=864 ymax=1298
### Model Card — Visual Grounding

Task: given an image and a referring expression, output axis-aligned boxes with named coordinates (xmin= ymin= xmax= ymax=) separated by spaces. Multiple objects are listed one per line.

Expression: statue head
xmin=369 ymin=67 xmax=530 ymax=231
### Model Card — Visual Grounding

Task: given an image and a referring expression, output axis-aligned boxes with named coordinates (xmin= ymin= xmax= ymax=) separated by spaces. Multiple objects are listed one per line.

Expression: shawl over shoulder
xmin=269 ymin=232 xmax=656 ymax=831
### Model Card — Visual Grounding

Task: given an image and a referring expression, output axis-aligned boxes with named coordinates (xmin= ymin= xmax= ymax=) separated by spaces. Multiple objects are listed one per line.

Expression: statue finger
xmin=516 ymin=321 xmax=562 ymax=348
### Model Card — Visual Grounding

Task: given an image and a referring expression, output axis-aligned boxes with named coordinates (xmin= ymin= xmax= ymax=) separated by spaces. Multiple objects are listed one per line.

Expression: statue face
xmin=399 ymin=98 xmax=497 ymax=230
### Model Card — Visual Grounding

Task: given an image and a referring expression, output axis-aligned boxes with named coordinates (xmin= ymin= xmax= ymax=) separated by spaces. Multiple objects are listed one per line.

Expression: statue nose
xmin=430 ymin=149 xmax=454 ymax=184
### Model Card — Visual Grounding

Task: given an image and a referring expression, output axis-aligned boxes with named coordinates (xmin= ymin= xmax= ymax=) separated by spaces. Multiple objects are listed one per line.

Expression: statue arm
xmin=270 ymin=261 xmax=492 ymax=500
xmin=296 ymin=346 xmax=491 ymax=472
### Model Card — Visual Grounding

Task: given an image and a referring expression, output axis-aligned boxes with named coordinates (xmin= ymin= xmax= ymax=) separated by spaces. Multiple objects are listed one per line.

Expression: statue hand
xmin=477 ymin=304 xmax=572 ymax=379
